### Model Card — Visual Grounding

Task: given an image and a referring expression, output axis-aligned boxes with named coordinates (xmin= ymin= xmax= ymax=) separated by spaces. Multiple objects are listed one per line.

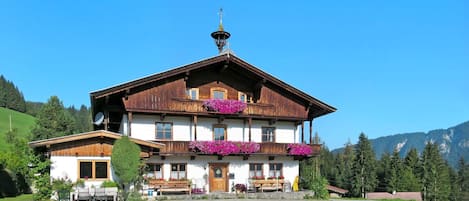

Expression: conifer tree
xmin=351 ymin=133 xmax=378 ymax=198
xmin=335 ymin=141 xmax=354 ymax=192
xmin=31 ymin=96 xmax=74 ymax=140
xmin=421 ymin=142 xmax=451 ymax=201
xmin=456 ymin=158 xmax=469 ymax=200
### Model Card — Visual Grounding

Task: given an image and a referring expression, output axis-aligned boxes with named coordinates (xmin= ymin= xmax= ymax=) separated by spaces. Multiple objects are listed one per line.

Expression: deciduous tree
xmin=111 ymin=136 xmax=141 ymax=201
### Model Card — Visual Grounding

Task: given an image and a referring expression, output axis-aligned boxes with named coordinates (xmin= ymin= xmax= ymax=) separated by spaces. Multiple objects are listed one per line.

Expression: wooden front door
xmin=209 ymin=163 xmax=228 ymax=192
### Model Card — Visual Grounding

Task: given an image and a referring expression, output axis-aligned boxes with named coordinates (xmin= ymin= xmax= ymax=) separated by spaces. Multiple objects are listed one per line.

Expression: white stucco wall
xmin=145 ymin=155 xmax=299 ymax=192
xmin=50 ymin=156 xmax=114 ymax=188
xmin=130 ymin=115 xmax=299 ymax=143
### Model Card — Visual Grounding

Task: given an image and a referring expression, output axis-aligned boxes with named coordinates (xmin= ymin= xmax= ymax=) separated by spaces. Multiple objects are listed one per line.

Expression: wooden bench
xmin=252 ymin=180 xmax=284 ymax=192
xmin=148 ymin=179 xmax=191 ymax=195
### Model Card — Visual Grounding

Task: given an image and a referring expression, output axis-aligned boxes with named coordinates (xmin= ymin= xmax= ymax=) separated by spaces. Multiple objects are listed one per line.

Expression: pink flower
xmin=203 ymin=99 xmax=247 ymax=114
xmin=189 ymin=141 xmax=260 ymax=156
xmin=287 ymin=143 xmax=313 ymax=156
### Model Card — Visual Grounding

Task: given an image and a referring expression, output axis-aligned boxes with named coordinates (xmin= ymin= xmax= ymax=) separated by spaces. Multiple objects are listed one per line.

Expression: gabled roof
xmin=29 ymin=130 xmax=164 ymax=149
xmin=90 ymin=52 xmax=336 ymax=118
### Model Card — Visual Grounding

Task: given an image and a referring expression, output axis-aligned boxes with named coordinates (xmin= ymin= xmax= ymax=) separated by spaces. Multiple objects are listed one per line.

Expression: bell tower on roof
xmin=211 ymin=8 xmax=231 ymax=53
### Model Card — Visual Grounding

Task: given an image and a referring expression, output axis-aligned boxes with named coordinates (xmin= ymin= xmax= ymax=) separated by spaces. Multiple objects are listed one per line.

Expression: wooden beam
xmin=193 ymin=115 xmax=198 ymax=141
xmin=128 ymin=112 xmax=133 ymax=136
xmin=309 ymin=119 xmax=313 ymax=144
xmin=301 ymin=121 xmax=304 ymax=143
xmin=248 ymin=117 xmax=252 ymax=142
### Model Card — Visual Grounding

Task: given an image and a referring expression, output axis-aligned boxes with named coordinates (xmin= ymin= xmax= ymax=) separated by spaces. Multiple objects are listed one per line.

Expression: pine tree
xmin=388 ymin=150 xmax=402 ymax=192
xmin=335 ymin=141 xmax=354 ymax=193
xmin=401 ymin=148 xmax=421 ymax=192
xmin=421 ymin=142 xmax=451 ymax=201
xmin=456 ymin=158 xmax=469 ymax=201
xmin=377 ymin=152 xmax=391 ymax=192
xmin=31 ymin=96 xmax=74 ymax=140
xmin=351 ymin=133 xmax=378 ymax=198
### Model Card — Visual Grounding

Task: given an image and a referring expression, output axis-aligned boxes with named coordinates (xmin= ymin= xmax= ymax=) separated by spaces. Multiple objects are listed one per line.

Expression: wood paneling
xmin=156 ymin=141 xmax=321 ymax=157
xmin=124 ymin=78 xmax=310 ymax=120
xmin=49 ymin=138 xmax=153 ymax=157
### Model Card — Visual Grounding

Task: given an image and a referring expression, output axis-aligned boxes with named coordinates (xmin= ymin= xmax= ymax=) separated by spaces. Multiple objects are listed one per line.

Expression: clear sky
xmin=1 ymin=1 xmax=468 ymax=149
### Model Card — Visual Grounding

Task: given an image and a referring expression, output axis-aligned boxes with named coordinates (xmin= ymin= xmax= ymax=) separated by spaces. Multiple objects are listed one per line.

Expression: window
xmin=269 ymin=163 xmax=283 ymax=178
xmin=213 ymin=124 xmax=226 ymax=141
xmin=170 ymin=163 xmax=186 ymax=180
xmin=146 ymin=163 xmax=163 ymax=179
xmin=249 ymin=163 xmax=263 ymax=179
xmin=238 ymin=92 xmax=247 ymax=103
xmin=238 ymin=92 xmax=251 ymax=103
xmin=156 ymin=122 xmax=172 ymax=140
xmin=78 ymin=160 xmax=109 ymax=180
xmin=210 ymin=88 xmax=227 ymax=100
xmin=262 ymin=127 xmax=275 ymax=142
xmin=186 ymin=88 xmax=199 ymax=100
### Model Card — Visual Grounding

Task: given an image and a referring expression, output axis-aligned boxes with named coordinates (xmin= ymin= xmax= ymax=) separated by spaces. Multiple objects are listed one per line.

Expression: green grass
xmin=0 ymin=194 xmax=33 ymax=201
xmin=0 ymin=107 xmax=36 ymax=151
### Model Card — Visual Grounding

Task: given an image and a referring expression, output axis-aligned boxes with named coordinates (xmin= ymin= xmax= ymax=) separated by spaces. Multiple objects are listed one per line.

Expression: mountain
xmin=333 ymin=120 xmax=469 ymax=168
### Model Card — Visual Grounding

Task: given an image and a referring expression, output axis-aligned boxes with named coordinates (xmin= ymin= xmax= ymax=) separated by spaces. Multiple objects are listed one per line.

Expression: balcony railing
xmin=155 ymin=141 xmax=321 ymax=157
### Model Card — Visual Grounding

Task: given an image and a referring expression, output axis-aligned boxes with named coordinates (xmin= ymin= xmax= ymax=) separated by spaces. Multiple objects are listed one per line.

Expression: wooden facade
xmin=91 ymin=53 xmax=336 ymax=134
xmin=156 ymin=141 xmax=321 ymax=156
xmin=29 ymin=130 xmax=165 ymax=158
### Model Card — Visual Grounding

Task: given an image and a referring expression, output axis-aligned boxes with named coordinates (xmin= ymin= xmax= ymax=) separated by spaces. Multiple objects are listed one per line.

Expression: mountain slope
xmin=334 ymin=120 xmax=469 ymax=168
xmin=0 ymin=107 xmax=36 ymax=151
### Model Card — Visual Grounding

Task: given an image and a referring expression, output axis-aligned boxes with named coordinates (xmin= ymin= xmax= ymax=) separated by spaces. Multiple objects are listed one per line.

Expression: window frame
xmin=268 ymin=163 xmax=283 ymax=178
xmin=238 ymin=91 xmax=251 ymax=103
xmin=155 ymin=122 xmax=173 ymax=140
xmin=210 ymin=87 xmax=227 ymax=100
xmin=262 ymin=127 xmax=276 ymax=142
xmin=77 ymin=160 xmax=110 ymax=180
xmin=186 ymin=88 xmax=199 ymax=100
xmin=213 ymin=124 xmax=227 ymax=141
xmin=170 ymin=163 xmax=187 ymax=180
xmin=249 ymin=163 xmax=264 ymax=179
xmin=146 ymin=163 xmax=164 ymax=180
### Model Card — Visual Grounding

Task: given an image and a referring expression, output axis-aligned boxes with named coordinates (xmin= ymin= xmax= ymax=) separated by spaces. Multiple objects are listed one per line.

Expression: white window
xmin=186 ymin=88 xmax=199 ymax=100
xmin=170 ymin=163 xmax=186 ymax=180
xmin=262 ymin=127 xmax=275 ymax=142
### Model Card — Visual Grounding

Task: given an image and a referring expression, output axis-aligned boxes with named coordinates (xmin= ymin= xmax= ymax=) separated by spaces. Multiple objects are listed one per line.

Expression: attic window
xmin=238 ymin=92 xmax=250 ymax=103
xmin=211 ymin=87 xmax=227 ymax=100
xmin=186 ymin=88 xmax=199 ymax=100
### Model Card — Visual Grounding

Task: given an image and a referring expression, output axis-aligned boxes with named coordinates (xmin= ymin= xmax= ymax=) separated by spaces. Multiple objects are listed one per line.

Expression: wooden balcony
xmin=154 ymin=141 xmax=321 ymax=158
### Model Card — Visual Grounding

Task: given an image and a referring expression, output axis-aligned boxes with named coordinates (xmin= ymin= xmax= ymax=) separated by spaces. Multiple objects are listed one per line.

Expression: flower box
xmin=203 ymin=99 xmax=247 ymax=114
xmin=189 ymin=141 xmax=260 ymax=156
xmin=287 ymin=143 xmax=313 ymax=156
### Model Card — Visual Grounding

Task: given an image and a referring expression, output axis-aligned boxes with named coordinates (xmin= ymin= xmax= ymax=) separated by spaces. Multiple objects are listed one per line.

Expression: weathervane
xmin=211 ymin=8 xmax=231 ymax=53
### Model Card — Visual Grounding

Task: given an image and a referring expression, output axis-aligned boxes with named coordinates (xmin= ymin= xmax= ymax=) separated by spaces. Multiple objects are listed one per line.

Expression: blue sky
xmin=1 ymin=1 xmax=468 ymax=149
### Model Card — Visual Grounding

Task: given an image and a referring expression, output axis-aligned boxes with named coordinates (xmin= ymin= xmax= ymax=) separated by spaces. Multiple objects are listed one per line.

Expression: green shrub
xmin=101 ymin=180 xmax=118 ymax=188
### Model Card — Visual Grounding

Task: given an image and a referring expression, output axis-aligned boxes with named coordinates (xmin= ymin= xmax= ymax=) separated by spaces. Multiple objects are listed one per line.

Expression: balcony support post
xmin=301 ymin=121 xmax=304 ymax=143
xmin=128 ymin=112 xmax=132 ymax=136
xmin=248 ymin=117 xmax=252 ymax=142
xmin=309 ymin=119 xmax=313 ymax=145
xmin=193 ymin=115 xmax=198 ymax=141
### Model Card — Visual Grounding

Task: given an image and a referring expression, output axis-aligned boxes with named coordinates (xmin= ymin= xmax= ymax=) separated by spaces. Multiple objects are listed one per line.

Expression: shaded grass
xmin=0 ymin=194 xmax=33 ymax=201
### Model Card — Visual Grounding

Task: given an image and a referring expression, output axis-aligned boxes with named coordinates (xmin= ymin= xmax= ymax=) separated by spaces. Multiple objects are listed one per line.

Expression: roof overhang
xmin=90 ymin=52 xmax=336 ymax=119
xmin=29 ymin=130 xmax=164 ymax=150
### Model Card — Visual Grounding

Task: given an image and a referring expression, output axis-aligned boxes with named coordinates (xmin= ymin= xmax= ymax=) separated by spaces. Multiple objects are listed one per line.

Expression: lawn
xmin=0 ymin=194 xmax=33 ymax=201
xmin=0 ymin=107 xmax=35 ymax=151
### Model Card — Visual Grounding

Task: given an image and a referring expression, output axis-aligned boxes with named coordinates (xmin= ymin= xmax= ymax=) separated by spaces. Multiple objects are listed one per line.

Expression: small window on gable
xmin=186 ymin=88 xmax=199 ymax=100
xmin=210 ymin=88 xmax=227 ymax=100
xmin=238 ymin=92 xmax=249 ymax=103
